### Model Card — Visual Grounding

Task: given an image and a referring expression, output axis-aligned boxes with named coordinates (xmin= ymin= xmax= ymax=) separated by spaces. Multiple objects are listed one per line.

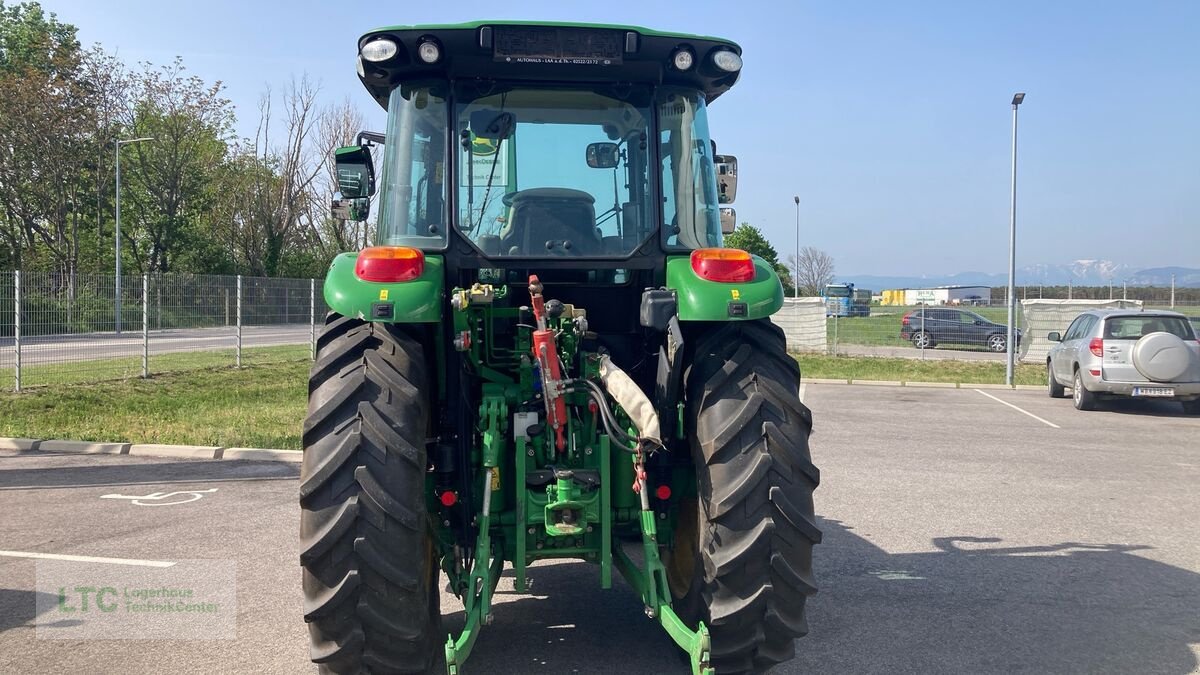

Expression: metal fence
xmin=2 ymin=271 xmax=327 ymax=391
xmin=772 ymin=294 xmax=1200 ymax=364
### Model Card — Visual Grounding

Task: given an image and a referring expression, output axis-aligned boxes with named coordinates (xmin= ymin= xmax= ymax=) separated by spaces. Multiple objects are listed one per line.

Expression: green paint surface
xmin=322 ymin=252 xmax=444 ymax=322
xmin=667 ymin=254 xmax=784 ymax=321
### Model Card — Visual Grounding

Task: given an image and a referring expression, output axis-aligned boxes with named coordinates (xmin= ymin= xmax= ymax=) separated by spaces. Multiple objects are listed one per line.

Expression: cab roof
xmin=355 ymin=21 xmax=742 ymax=109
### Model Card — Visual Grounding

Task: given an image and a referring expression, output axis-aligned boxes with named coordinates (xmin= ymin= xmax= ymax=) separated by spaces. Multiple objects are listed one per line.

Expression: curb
xmin=39 ymin=440 xmax=131 ymax=454
xmin=1 ymin=437 xmax=301 ymax=463
xmin=223 ymin=448 xmax=303 ymax=463
xmin=804 ymin=379 xmax=1038 ymax=390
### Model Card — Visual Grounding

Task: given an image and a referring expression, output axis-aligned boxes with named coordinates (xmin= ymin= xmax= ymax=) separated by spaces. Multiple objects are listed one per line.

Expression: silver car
xmin=1046 ymin=309 xmax=1200 ymax=413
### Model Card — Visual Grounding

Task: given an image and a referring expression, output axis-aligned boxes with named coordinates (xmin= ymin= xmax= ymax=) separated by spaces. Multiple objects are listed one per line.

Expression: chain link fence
xmin=2 ymin=271 xmax=328 ymax=391
xmin=773 ymin=291 xmax=1200 ymax=364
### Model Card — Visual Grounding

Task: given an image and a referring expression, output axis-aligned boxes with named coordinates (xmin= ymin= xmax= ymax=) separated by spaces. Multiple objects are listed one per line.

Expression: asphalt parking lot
xmin=2 ymin=384 xmax=1198 ymax=674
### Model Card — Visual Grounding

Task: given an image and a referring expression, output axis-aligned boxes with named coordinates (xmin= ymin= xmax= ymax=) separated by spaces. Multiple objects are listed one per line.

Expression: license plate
xmin=1132 ymin=387 xmax=1175 ymax=397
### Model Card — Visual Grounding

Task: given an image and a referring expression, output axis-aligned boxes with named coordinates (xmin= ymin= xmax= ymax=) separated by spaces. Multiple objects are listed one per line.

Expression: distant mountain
xmin=841 ymin=261 xmax=1200 ymax=290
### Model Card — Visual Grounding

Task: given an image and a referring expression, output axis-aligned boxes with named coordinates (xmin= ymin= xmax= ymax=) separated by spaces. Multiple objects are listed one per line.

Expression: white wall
xmin=771 ymin=298 xmax=827 ymax=353
xmin=1019 ymin=299 xmax=1143 ymax=363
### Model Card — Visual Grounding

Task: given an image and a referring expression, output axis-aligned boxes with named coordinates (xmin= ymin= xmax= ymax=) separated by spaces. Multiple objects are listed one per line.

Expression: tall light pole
xmin=114 ymin=136 xmax=153 ymax=334
xmin=1005 ymin=93 xmax=1024 ymax=387
xmin=793 ymin=195 xmax=800 ymax=297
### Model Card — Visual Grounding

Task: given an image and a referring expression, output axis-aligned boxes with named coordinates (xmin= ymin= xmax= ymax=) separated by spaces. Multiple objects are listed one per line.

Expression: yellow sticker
xmin=490 ymin=467 xmax=501 ymax=490
xmin=731 ymin=289 xmax=741 ymax=300
xmin=379 ymin=289 xmax=389 ymax=301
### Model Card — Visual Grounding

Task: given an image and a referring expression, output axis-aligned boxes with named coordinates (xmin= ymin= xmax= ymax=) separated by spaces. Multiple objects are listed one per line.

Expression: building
xmin=881 ymin=285 xmax=992 ymax=306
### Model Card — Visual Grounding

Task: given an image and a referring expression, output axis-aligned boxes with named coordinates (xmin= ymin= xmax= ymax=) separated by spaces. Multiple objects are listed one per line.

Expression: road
xmin=0 ymin=324 xmax=311 ymax=366
xmin=2 ymin=385 xmax=1198 ymax=673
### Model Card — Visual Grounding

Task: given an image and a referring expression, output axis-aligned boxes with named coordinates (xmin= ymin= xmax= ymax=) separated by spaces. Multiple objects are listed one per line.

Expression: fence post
xmin=310 ymin=278 xmax=316 ymax=361
xmin=142 ymin=274 xmax=149 ymax=378
xmin=13 ymin=270 xmax=20 ymax=392
xmin=236 ymin=275 xmax=243 ymax=368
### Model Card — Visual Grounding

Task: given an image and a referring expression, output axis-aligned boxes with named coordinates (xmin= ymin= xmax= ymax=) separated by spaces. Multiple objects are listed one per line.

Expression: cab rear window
xmin=1102 ymin=316 xmax=1194 ymax=340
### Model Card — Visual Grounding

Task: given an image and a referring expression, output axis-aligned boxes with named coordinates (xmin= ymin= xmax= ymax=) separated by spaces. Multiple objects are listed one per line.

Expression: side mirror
xmin=586 ymin=142 xmax=619 ymax=169
xmin=719 ymin=207 xmax=736 ymax=235
xmin=714 ymin=154 xmax=737 ymax=204
xmin=331 ymin=197 xmax=371 ymax=223
xmin=470 ymin=109 xmax=516 ymax=140
xmin=334 ymin=145 xmax=375 ymax=199
xmin=1046 ymin=331 xmax=1062 ymax=342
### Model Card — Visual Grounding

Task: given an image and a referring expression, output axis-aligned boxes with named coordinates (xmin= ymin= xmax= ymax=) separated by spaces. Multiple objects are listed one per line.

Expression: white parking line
xmin=973 ymin=389 xmax=1061 ymax=429
xmin=798 ymin=383 xmax=808 ymax=403
xmin=0 ymin=550 xmax=175 ymax=567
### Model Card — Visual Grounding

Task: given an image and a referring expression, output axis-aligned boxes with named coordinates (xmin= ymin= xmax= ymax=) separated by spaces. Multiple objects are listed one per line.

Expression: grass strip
xmin=795 ymin=353 xmax=1045 ymax=386
xmin=1 ymin=350 xmax=1043 ymax=449
xmin=1 ymin=348 xmax=311 ymax=449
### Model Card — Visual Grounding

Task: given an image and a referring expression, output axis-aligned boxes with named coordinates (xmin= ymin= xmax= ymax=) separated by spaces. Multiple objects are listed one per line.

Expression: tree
xmin=787 ymin=246 xmax=836 ymax=296
xmin=724 ymin=222 xmax=795 ymax=295
xmin=120 ymin=57 xmax=234 ymax=273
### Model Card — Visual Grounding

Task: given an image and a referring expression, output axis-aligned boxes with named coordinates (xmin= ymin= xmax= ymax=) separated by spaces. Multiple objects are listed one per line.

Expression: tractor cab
xmin=332 ymin=22 xmax=742 ymax=268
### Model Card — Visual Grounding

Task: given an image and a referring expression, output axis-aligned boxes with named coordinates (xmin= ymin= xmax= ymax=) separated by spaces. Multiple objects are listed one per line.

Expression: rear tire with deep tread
xmin=300 ymin=314 xmax=440 ymax=674
xmin=673 ymin=319 xmax=820 ymax=674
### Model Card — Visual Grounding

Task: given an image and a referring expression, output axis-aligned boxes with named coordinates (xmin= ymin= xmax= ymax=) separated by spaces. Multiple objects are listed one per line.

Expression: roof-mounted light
xmin=712 ymin=49 xmax=743 ymax=73
xmin=361 ymin=38 xmax=398 ymax=63
xmin=672 ymin=47 xmax=695 ymax=71
xmin=355 ymin=55 xmax=365 ymax=78
xmin=417 ymin=39 xmax=441 ymax=64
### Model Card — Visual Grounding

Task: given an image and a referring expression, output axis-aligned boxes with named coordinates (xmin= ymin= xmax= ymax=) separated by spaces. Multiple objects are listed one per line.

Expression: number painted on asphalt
xmin=99 ymin=488 xmax=218 ymax=506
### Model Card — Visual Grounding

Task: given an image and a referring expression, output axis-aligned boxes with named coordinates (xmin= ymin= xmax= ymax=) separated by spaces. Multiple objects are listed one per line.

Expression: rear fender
xmin=323 ymin=252 xmax=444 ymax=322
xmin=666 ymin=254 xmax=784 ymax=321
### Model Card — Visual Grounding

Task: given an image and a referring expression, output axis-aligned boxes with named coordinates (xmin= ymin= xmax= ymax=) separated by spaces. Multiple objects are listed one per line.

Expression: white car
xmin=1046 ymin=309 xmax=1200 ymax=413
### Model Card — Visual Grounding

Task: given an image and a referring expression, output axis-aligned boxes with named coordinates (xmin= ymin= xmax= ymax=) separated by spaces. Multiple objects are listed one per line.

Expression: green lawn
xmin=1 ymin=351 xmax=311 ymax=449
xmin=2 ymin=348 xmax=1039 ymax=449
xmin=795 ymin=353 xmax=1044 ymax=386
xmin=6 ymin=344 xmax=310 ymax=388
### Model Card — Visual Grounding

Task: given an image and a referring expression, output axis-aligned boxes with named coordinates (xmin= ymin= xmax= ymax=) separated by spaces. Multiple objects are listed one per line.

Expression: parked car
xmin=1046 ymin=309 xmax=1200 ymax=413
xmin=899 ymin=307 xmax=1019 ymax=352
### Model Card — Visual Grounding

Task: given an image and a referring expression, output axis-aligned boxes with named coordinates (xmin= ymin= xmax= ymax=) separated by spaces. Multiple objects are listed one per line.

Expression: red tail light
xmin=901 ymin=313 xmax=911 ymax=326
xmin=690 ymin=248 xmax=756 ymax=283
xmin=355 ymin=246 xmax=425 ymax=282
xmin=1089 ymin=338 xmax=1103 ymax=357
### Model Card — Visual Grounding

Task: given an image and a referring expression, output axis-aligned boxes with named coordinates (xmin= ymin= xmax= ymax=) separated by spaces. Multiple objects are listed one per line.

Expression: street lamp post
xmin=1005 ymin=93 xmax=1024 ymax=387
xmin=793 ymin=196 xmax=800 ymax=297
xmin=114 ymin=136 xmax=153 ymax=334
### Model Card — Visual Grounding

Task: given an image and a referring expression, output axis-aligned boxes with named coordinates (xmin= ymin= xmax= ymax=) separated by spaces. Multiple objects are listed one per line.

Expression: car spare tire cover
xmin=1131 ymin=332 xmax=1190 ymax=382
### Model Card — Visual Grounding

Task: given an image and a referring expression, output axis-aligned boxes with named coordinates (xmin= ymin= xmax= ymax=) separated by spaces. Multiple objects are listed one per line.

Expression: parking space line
xmin=0 ymin=549 xmax=175 ymax=567
xmin=798 ymin=383 xmax=807 ymax=403
xmin=973 ymin=389 xmax=1061 ymax=429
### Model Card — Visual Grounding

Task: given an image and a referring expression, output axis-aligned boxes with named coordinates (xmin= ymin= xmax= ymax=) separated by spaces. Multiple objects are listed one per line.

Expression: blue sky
xmin=44 ymin=0 xmax=1200 ymax=276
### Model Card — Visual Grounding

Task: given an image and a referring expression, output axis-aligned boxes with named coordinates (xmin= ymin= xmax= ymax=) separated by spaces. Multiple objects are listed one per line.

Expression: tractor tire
xmin=670 ymin=319 xmax=821 ymax=674
xmin=300 ymin=314 xmax=441 ymax=674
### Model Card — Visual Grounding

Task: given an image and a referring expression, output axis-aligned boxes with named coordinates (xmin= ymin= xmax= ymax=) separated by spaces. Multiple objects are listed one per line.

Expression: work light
xmin=361 ymin=38 xmax=398 ymax=63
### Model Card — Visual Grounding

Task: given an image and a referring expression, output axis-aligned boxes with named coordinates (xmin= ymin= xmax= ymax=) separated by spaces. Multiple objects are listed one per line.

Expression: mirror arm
xmin=356 ymin=131 xmax=386 ymax=146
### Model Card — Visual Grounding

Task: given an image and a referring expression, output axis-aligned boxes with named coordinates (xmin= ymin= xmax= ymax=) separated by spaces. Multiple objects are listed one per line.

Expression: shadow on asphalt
xmin=442 ymin=518 xmax=1200 ymax=674
xmin=1084 ymin=399 xmax=1197 ymax=418
xmin=0 ymin=458 xmax=298 ymax=490
xmin=0 ymin=589 xmax=62 ymax=633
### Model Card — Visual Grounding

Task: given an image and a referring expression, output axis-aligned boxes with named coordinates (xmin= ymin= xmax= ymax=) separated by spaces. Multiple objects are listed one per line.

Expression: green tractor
xmin=301 ymin=21 xmax=820 ymax=675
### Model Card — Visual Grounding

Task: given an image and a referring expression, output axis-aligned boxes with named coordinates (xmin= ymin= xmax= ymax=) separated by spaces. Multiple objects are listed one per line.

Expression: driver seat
xmin=500 ymin=188 xmax=601 ymax=255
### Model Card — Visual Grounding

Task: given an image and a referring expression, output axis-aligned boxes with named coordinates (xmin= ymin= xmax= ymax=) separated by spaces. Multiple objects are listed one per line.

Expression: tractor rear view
xmin=301 ymin=21 xmax=820 ymax=674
